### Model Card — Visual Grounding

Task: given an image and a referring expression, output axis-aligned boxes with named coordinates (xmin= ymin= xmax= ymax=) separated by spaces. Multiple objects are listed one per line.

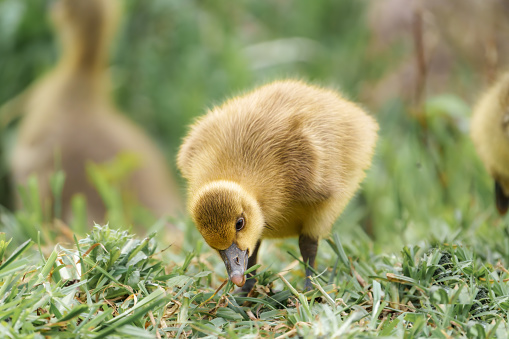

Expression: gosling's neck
xmin=61 ymin=41 xmax=107 ymax=76
xmin=52 ymin=32 xmax=111 ymax=102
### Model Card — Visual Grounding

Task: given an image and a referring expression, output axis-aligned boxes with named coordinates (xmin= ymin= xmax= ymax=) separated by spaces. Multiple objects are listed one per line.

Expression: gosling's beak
xmin=219 ymin=243 xmax=248 ymax=287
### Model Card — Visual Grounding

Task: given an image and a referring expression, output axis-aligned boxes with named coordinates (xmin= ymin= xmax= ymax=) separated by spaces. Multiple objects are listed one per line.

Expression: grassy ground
xmin=1 ymin=0 xmax=509 ymax=337
xmin=1 ymin=222 xmax=509 ymax=338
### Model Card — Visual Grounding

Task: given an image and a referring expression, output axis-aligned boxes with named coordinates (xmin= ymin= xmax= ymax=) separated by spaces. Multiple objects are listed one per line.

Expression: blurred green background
xmin=0 ymin=0 xmax=506 ymax=254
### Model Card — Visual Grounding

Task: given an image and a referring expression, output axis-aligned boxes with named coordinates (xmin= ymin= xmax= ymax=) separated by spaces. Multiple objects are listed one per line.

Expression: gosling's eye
xmin=235 ymin=217 xmax=245 ymax=231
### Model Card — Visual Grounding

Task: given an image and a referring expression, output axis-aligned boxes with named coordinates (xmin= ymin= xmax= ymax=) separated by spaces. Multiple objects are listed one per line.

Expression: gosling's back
xmin=178 ymin=80 xmax=378 ymax=236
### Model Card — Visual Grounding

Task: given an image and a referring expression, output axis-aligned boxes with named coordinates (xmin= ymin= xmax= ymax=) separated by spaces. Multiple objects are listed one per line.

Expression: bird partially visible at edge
xmin=471 ymin=73 xmax=509 ymax=215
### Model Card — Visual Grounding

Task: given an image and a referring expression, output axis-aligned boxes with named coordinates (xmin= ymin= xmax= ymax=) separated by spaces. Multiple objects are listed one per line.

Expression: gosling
xmin=471 ymin=73 xmax=509 ymax=215
xmin=10 ymin=0 xmax=181 ymax=225
xmin=178 ymin=80 xmax=378 ymax=292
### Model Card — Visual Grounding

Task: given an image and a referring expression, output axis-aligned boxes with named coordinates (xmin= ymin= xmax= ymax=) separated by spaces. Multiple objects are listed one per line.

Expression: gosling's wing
xmin=495 ymin=180 xmax=509 ymax=215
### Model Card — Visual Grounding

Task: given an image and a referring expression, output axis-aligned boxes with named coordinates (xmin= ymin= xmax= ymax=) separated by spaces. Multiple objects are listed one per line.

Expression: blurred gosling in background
xmin=471 ymin=73 xmax=509 ymax=215
xmin=178 ymin=80 xmax=378 ymax=293
xmin=9 ymin=0 xmax=182 ymax=227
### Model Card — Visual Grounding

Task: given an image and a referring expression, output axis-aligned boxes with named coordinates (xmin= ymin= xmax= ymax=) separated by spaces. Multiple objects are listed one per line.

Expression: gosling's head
xmin=190 ymin=181 xmax=264 ymax=287
xmin=50 ymin=0 xmax=120 ymax=62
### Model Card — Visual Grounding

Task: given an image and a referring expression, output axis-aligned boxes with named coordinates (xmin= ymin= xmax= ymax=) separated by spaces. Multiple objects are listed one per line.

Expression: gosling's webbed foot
xmin=304 ymin=277 xmax=313 ymax=291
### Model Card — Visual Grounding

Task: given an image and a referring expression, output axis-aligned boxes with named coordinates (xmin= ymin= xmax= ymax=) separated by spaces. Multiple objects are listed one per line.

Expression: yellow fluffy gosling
xmin=178 ymin=80 xmax=378 ymax=292
xmin=471 ymin=73 xmax=509 ymax=215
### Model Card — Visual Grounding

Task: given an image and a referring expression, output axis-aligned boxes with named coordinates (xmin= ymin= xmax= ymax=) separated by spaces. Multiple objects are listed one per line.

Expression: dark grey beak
xmin=219 ymin=243 xmax=248 ymax=287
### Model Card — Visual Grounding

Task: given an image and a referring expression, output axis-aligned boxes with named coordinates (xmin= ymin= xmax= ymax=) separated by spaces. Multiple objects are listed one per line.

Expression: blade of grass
xmin=0 ymin=239 xmax=32 ymax=273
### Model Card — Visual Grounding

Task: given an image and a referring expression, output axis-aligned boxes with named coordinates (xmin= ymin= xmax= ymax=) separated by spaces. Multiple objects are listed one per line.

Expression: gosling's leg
xmin=299 ymin=234 xmax=318 ymax=291
xmin=240 ymin=240 xmax=261 ymax=294
xmin=495 ymin=181 xmax=509 ymax=215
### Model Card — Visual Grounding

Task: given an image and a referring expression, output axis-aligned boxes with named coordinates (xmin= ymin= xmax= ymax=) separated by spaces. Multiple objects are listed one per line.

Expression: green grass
xmin=1 ymin=223 xmax=509 ymax=338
